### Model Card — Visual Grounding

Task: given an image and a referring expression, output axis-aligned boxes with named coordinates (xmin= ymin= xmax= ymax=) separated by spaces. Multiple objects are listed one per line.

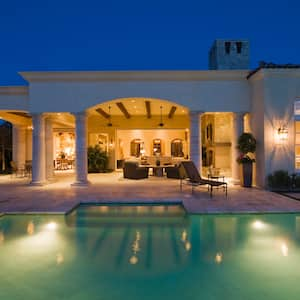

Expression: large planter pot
xmin=241 ymin=162 xmax=253 ymax=187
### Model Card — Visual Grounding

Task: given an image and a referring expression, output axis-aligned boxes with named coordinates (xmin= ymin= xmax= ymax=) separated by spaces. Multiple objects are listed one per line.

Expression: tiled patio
xmin=1 ymin=171 xmax=300 ymax=215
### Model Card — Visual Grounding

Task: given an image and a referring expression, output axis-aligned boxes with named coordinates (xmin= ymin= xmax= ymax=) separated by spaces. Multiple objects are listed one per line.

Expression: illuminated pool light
xmin=252 ymin=220 xmax=266 ymax=230
xmin=46 ymin=222 xmax=57 ymax=231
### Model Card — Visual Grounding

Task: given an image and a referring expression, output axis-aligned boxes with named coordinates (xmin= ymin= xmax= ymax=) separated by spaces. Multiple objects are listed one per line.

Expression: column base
xmin=231 ymin=178 xmax=241 ymax=185
xmin=71 ymin=180 xmax=91 ymax=187
xmin=30 ymin=180 xmax=47 ymax=186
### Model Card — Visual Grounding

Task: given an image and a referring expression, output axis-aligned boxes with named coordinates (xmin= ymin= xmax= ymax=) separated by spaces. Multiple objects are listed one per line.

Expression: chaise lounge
xmin=180 ymin=161 xmax=227 ymax=197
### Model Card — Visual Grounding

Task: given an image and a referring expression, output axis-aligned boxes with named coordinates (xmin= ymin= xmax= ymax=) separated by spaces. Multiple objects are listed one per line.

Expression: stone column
xmin=72 ymin=112 xmax=89 ymax=186
xmin=45 ymin=116 xmax=54 ymax=181
xmin=189 ymin=111 xmax=204 ymax=174
xmin=231 ymin=112 xmax=245 ymax=184
xmin=31 ymin=113 xmax=46 ymax=185
xmin=12 ymin=125 xmax=26 ymax=170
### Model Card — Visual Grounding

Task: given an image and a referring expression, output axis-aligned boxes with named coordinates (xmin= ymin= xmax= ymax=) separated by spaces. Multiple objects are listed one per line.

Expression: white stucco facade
xmin=0 ymin=67 xmax=300 ymax=188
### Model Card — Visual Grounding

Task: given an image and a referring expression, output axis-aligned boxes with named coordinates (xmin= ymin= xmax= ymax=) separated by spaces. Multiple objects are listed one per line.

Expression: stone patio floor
xmin=1 ymin=171 xmax=300 ymax=215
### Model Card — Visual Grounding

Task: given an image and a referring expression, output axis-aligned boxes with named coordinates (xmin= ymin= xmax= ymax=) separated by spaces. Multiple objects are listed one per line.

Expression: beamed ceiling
xmin=89 ymin=98 xmax=188 ymax=119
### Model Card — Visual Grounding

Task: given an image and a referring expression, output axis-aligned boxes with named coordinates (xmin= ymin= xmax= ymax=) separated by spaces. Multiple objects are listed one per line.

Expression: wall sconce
xmin=276 ymin=125 xmax=288 ymax=143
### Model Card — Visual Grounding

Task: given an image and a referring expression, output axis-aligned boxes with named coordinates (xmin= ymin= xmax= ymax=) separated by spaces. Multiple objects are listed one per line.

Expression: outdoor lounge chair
xmin=180 ymin=161 xmax=227 ymax=197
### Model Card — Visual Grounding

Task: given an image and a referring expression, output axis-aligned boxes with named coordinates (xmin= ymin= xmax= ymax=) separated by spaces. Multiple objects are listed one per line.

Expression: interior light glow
xmin=56 ymin=253 xmax=64 ymax=265
xmin=281 ymin=243 xmax=288 ymax=257
xmin=181 ymin=230 xmax=187 ymax=242
xmin=185 ymin=241 xmax=191 ymax=251
xmin=129 ymin=255 xmax=138 ymax=265
xmin=0 ymin=230 xmax=4 ymax=244
xmin=215 ymin=252 xmax=223 ymax=264
xmin=27 ymin=221 xmax=35 ymax=235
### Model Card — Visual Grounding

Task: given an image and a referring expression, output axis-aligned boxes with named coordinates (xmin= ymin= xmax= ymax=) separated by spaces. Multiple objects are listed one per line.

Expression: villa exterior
xmin=0 ymin=39 xmax=299 ymax=188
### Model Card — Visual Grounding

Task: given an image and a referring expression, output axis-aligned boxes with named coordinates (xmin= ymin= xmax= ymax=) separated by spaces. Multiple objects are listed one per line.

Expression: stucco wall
xmin=249 ymin=74 xmax=265 ymax=187
xmin=250 ymin=69 xmax=300 ymax=187
xmin=0 ymin=87 xmax=29 ymax=111
xmin=263 ymin=73 xmax=300 ymax=177
xmin=25 ymin=73 xmax=250 ymax=114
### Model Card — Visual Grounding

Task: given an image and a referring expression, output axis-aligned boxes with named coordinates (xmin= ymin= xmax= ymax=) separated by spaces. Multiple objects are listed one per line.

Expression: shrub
xmin=267 ymin=170 xmax=290 ymax=190
xmin=87 ymin=145 xmax=109 ymax=173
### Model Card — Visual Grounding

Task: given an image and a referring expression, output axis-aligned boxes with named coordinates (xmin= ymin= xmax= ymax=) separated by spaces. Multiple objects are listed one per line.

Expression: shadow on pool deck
xmin=1 ymin=171 xmax=300 ymax=214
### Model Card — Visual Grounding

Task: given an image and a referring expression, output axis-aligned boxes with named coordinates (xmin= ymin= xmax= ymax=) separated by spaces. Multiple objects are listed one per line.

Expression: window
xmin=153 ymin=139 xmax=162 ymax=155
xmin=171 ymin=139 xmax=184 ymax=157
xmin=225 ymin=42 xmax=231 ymax=54
xmin=206 ymin=124 xmax=213 ymax=141
xmin=295 ymin=122 xmax=300 ymax=168
xmin=294 ymin=99 xmax=300 ymax=115
xmin=236 ymin=42 xmax=242 ymax=54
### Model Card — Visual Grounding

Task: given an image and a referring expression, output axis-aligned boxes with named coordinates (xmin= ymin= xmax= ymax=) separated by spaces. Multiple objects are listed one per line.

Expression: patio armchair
xmin=180 ymin=161 xmax=227 ymax=197
xmin=10 ymin=161 xmax=25 ymax=178
xmin=123 ymin=161 xmax=149 ymax=179
xmin=165 ymin=164 xmax=182 ymax=179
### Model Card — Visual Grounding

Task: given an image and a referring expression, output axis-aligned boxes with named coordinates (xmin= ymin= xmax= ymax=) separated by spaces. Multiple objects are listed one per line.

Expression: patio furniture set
xmin=123 ymin=160 xmax=228 ymax=197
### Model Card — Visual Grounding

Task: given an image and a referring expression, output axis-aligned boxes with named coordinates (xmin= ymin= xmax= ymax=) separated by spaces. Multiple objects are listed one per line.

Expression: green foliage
xmin=237 ymin=133 xmax=256 ymax=164
xmin=87 ymin=145 xmax=109 ymax=173
xmin=267 ymin=170 xmax=290 ymax=189
xmin=237 ymin=133 xmax=256 ymax=154
xmin=294 ymin=175 xmax=300 ymax=188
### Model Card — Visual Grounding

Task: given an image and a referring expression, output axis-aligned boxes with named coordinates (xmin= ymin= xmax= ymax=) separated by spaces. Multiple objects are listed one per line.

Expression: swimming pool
xmin=1 ymin=204 xmax=300 ymax=300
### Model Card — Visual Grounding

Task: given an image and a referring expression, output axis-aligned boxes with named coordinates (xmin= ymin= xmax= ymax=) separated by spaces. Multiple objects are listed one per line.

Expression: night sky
xmin=1 ymin=0 xmax=300 ymax=85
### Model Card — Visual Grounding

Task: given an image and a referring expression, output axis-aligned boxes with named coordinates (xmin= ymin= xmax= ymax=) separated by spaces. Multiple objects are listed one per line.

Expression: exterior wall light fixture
xmin=276 ymin=125 xmax=288 ymax=143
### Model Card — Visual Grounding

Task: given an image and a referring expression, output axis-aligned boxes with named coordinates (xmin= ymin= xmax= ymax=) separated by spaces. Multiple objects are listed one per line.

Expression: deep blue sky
xmin=1 ymin=0 xmax=299 ymax=85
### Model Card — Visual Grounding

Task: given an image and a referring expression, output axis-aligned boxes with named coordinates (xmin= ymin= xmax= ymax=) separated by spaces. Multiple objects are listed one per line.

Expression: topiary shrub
xmin=87 ymin=145 xmax=109 ymax=173
xmin=267 ymin=170 xmax=291 ymax=190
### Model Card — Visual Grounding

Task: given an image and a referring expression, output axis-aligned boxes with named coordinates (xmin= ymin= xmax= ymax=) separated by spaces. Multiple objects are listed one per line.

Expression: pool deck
xmin=1 ymin=171 xmax=300 ymax=215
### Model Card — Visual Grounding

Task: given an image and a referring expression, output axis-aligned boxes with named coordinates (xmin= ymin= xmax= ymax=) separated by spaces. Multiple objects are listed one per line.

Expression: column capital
xmin=72 ymin=111 xmax=88 ymax=119
xmin=189 ymin=110 xmax=205 ymax=116
xmin=31 ymin=112 xmax=45 ymax=118
xmin=232 ymin=111 xmax=248 ymax=117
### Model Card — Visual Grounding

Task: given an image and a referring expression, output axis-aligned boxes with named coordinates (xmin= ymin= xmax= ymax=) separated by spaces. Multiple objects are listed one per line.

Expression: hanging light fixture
xmin=107 ymin=106 xmax=112 ymax=127
xmin=158 ymin=105 xmax=164 ymax=127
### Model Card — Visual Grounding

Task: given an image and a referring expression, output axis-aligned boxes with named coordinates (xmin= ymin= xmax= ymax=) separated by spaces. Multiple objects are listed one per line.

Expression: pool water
xmin=1 ymin=205 xmax=300 ymax=300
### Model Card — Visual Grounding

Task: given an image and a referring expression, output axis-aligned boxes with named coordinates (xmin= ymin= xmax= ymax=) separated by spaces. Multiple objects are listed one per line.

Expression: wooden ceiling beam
xmin=95 ymin=108 xmax=110 ymax=119
xmin=145 ymin=101 xmax=151 ymax=118
xmin=116 ymin=102 xmax=131 ymax=119
xmin=168 ymin=106 xmax=177 ymax=119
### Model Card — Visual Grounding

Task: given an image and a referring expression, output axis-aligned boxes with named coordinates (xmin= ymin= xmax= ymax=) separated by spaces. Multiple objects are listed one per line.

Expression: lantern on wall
xmin=276 ymin=125 xmax=288 ymax=143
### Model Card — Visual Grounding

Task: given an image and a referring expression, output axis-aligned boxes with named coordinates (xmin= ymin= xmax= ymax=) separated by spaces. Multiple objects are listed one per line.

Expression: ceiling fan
xmin=107 ymin=106 xmax=113 ymax=127
xmin=158 ymin=105 xmax=164 ymax=127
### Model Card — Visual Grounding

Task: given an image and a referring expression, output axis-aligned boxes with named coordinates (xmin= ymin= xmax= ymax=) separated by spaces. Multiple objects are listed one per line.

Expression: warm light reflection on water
xmin=0 ymin=207 xmax=300 ymax=300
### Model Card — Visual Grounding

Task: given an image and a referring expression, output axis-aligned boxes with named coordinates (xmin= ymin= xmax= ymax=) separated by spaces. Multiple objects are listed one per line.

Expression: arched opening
xmin=130 ymin=138 xmax=143 ymax=157
xmin=171 ymin=139 xmax=184 ymax=157
xmin=0 ymin=111 xmax=33 ymax=176
xmin=0 ymin=119 xmax=12 ymax=173
xmin=87 ymin=97 xmax=190 ymax=170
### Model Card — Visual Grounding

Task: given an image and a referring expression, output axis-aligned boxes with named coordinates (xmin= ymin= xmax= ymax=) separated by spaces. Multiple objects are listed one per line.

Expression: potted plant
xmin=87 ymin=145 xmax=109 ymax=173
xmin=237 ymin=133 xmax=256 ymax=187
